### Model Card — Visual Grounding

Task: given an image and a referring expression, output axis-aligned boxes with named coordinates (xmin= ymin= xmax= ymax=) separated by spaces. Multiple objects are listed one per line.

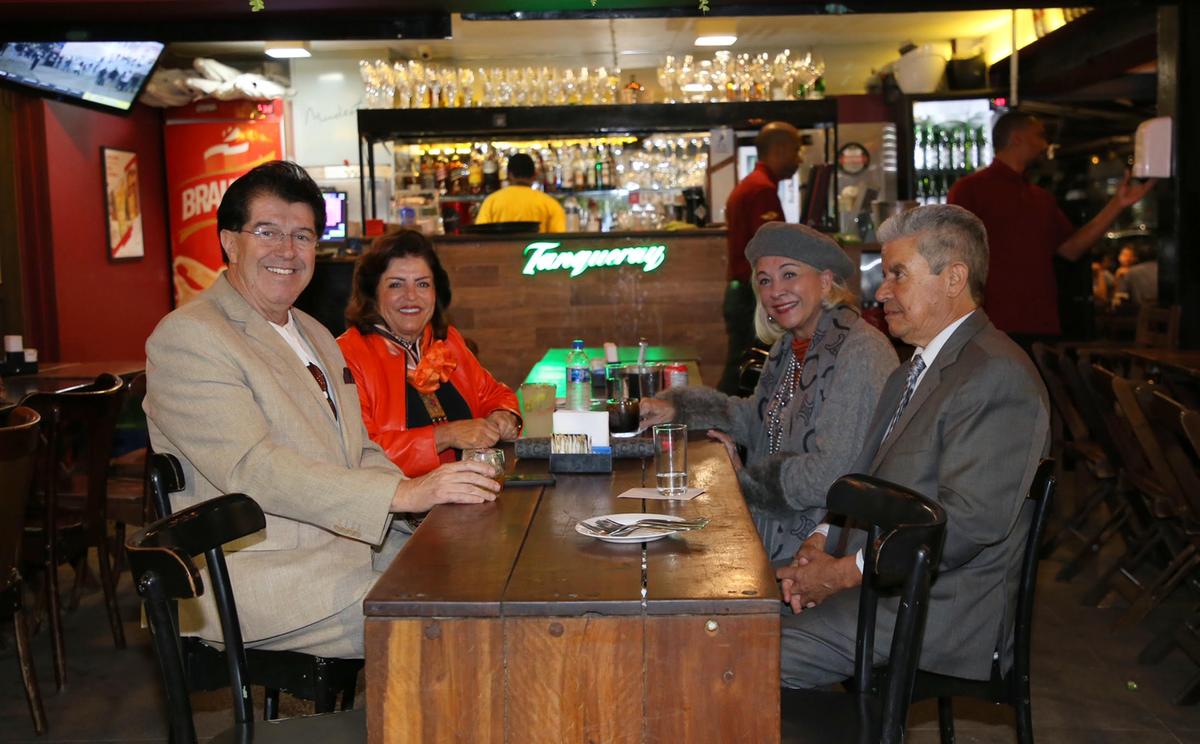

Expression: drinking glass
xmin=464 ymin=447 xmax=505 ymax=482
xmin=518 ymin=382 xmax=556 ymax=438
xmin=653 ymin=423 xmax=688 ymax=496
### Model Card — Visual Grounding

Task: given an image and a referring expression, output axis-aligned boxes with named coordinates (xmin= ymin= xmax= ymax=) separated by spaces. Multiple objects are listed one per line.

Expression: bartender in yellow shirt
xmin=474 ymin=153 xmax=566 ymax=233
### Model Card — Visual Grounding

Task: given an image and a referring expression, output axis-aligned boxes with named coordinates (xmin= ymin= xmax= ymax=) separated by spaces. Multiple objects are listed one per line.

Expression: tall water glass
xmin=653 ymin=423 xmax=688 ymax=496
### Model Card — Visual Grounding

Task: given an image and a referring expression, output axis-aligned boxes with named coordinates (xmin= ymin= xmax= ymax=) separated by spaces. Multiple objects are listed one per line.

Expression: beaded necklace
xmin=764 ymin=337 xmax=811 ymax=454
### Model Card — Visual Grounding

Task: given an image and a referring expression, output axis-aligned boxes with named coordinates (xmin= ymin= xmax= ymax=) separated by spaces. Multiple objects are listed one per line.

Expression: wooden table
xmin=364 ymin=438 xmax=780 ymax=743
xmin=523 ymin=345 xmax=702 ymax=397
xmin=1124 ymin=349 xmax=1200 ymax=380
xmin=1 ymin=360 xmax=145 ymax=410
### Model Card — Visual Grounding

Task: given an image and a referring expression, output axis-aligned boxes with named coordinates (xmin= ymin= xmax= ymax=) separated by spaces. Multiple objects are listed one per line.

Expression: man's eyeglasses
xmin=239 ymin=228 xmax=318 ymax=248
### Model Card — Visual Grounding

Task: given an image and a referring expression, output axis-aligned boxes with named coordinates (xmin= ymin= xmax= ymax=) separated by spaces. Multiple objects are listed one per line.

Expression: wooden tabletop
xmin=2 ymin=360 xmax=144 ymax=409
xmin=364 ymin=437 xmax=779 ymax=618
xmin=1123 ymin=348 xmax=1200 ymax=379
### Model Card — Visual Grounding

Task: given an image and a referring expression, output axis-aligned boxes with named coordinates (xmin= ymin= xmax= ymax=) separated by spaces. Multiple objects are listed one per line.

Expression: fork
xmin=592 ymin=517 xmax=709 ymax=537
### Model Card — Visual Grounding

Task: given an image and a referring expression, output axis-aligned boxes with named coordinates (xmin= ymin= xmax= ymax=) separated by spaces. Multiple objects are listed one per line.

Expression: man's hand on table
xmin=391 ymin=460 xmax=501 ymax=513
xmin=776 ymin=532 xmax=861 ymax=614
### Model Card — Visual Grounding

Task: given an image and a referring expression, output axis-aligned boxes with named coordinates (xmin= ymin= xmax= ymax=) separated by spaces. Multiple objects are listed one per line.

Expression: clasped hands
xmin=776 ymin=532 xmax=861 ymax=614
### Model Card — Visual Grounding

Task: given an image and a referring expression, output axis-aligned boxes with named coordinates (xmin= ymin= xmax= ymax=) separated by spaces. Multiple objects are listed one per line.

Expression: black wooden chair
xmin=128 ymin=492 xmax=364 ymax=743
xmin=780 ymin=473 xmax=947 ymax=744
xmin=146 ymin=452 xmax=362 ymax=720
xmin=21 ymin=372 xmax=128 ymax=689
xmin=908 ymin=459 xmax=1056 ymax=744
xmin=1 ymin=406 xmax=46 ymax=735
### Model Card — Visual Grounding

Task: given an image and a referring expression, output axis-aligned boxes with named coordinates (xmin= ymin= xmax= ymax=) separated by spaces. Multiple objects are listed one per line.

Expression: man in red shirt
xmin=719 ymin=121 xmax=803 ymax=393
xmin=949 ymin=111 xmax=1155 ymax=350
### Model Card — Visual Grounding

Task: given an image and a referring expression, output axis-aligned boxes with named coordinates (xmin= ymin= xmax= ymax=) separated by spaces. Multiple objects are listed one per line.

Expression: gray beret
xmin=744 ymin=222 xmax=854 ymax=282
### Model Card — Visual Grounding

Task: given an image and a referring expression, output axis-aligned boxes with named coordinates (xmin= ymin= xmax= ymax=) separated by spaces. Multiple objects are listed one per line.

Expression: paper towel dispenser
xmin=1134 ymin=116 xmax=1172 ymax=178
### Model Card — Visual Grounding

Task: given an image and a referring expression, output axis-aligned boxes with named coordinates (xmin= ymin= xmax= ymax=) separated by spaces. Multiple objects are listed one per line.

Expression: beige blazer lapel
xmin=210 ymin=276 xmax=344 ymax=438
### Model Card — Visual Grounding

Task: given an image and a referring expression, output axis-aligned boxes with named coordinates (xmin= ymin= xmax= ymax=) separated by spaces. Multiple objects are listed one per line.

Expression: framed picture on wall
xmin=102 ymin=146 xmax=145 ymax=261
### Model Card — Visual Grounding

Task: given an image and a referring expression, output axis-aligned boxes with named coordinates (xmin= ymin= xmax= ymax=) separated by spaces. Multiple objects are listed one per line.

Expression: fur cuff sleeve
xmin=738 ymin=455 xmax=790 ymax=515
xmin=659 ymin=386 xmax=734 ymax=431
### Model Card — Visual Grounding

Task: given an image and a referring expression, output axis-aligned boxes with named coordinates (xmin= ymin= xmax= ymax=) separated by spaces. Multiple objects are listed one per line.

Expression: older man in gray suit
xmin=776 ymin=204 xmax=1050 ymax=687
xmin=144 ymin=161 xmax=500 ymax=659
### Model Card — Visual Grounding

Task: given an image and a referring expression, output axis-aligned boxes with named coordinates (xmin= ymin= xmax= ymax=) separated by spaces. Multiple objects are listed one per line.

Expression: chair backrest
xmin=22 ymin=373 xmax=127 ymax=531
xmin=0 ymin=407 xmax=41 ymax=593
xmin=128 ymin=493 xmax=265 ymax=744
xmin=1137 ymin=389 xmax=1200 ymax=520
xmin=1011 ymin=459 xmax=1056 ymax=691
xmin=826 ymin=474 xmax=947 ymax=743
xmin=147 ymin=451 xmax=186 ymax=519
xmin=1112 ymin=376 xmax=1186 ymax=517
xmin=1133 ymin=304 xmax=1181 ymax=350
xmin=1030 ymin=343 xmax=1090 ymax=445
xmin=1081 ymin=363 xmax=1158 ymax=485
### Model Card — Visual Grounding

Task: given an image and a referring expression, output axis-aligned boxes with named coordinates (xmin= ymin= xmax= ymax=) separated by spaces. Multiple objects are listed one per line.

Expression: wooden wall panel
xmin=435 ymin=231 xmax=727 ymax=389
xmin=644 ymin=614 xmax=781 ymax=744
xmin=365 ymin=618 xmax=504 ymax=744
xmin=506 ymin=616 xmax=644 ymax=744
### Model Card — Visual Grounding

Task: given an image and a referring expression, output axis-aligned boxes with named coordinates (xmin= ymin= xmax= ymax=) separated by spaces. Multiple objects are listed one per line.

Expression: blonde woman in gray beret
xmin=640 ymin=222 xmax=898 ymax=562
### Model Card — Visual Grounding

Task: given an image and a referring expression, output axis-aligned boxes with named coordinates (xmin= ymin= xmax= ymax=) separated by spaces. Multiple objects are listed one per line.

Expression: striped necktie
xmin=881 ymin=354 xmax=925 ymax=443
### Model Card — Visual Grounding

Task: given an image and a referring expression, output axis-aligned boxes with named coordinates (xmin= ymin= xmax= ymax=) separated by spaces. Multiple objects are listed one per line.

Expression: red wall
xmin=37 ymin=99 xmax=172 ymax=361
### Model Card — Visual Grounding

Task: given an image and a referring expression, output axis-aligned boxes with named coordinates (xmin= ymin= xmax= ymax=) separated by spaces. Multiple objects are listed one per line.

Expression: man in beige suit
xmin=144 ymin=161 xmax=499 ymax=658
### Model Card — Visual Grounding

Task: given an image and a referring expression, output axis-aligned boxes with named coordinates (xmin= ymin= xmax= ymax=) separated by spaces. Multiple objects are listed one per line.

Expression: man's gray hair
xmin=877 ymin=204 xmax=989 ymax=304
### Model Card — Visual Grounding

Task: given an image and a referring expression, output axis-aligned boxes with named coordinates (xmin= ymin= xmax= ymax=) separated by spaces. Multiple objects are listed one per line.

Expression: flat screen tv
xmin=321 ymin=191 xmax=348 ymax=242
xmin=0 ymin=41 xmax=164 ymax=114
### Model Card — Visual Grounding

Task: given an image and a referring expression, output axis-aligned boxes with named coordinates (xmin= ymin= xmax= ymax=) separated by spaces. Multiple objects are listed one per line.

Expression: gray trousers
xmin=779 ymin=588 xmax=891 ymax=689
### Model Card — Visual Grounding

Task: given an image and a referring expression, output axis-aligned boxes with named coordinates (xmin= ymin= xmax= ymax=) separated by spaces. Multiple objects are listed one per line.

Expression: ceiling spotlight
xmin=265 ymin=41 xmax=311 ymax=59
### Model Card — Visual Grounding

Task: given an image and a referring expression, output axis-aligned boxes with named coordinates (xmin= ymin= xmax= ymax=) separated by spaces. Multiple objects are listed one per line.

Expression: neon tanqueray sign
xmin=521 ymin=241 xmax=668 ymax=278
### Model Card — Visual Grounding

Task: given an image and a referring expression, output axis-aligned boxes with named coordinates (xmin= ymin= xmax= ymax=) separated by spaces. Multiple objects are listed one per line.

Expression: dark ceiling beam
xmin=989 ymin=7 xmax=1158 ymax=98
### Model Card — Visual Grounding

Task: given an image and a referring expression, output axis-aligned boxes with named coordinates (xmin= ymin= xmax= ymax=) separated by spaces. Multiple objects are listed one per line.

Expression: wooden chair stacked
xmin=127 ymin=492 xmax=364 ymax=743
xmin=1 ymin=406 xmax=47 ymax=734
xmin=21 ymin=372 xmax=128 ymax=689
xmin=1030 ymin=343 xmax=1115 ymax=569
xmin=146 ymin=452 xmax=363 ymax=720
xmin=1128 ymin=391 xmax=1200 ymax=704
xmin=780 ymin=473 xmax=947 ymax=744
xmin=908 ymin=460 xmax=1056 ymax=744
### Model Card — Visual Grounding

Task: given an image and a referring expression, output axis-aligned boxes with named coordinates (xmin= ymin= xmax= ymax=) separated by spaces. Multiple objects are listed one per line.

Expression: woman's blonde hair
xmin=753 ymin=275 xmax=858 ymax=344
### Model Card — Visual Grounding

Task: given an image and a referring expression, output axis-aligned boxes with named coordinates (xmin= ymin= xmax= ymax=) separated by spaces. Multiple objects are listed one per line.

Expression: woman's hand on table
xmin=435 ymin=418 xmax=501 ymax=451
xmin=707 ymin=429 xmax=743 ymax=472
xmin=391 ymin=460 xmax=501 ymax=513
xmin=638 ymin=398 xmax=676 ymax=427
xmin=486 ymin=410 xmax=522 ymax=440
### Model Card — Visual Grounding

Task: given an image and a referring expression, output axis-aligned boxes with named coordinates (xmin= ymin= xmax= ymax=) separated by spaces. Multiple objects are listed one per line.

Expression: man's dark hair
xmin=216 ymin=160 xmax=326 ymax=261
xmin=507 ymin=153 xmax=536 ymax=181
xmin=992 ymin=111 xmax=1040 ymax=151
xmin=346 ymin=229 xmax=452 ymax=341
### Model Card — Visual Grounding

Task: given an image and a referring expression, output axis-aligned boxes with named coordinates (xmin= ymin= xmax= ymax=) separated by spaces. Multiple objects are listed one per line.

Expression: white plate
xmin=575 ymin=512 xmax=686 ymax=543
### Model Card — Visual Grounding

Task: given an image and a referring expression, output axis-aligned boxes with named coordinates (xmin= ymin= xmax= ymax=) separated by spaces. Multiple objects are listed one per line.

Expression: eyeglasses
xmin=239 ymin=228 xmax=318 ymax=249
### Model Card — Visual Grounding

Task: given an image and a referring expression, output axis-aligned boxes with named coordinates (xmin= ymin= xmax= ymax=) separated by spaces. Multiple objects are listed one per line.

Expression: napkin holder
xmin=515 ymin=437 xmax=651 ymax=460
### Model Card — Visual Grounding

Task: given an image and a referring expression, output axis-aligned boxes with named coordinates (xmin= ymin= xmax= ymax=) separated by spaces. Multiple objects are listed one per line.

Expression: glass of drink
xmin=518 ymin=382 xmax=556 ymax=438
xmin=464 ymin=447 xmax=505 ymax=483
xmin=653 ymin=423 xmax=688 ymax=496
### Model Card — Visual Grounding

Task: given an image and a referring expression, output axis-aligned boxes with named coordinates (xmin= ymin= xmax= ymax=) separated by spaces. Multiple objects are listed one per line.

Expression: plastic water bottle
xmin=565 ymin=339 xmax=590 ymax=411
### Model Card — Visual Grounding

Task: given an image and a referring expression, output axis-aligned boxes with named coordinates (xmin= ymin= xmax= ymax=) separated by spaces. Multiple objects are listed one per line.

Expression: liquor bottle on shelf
xmin=482 ymin=149 xmax=500 ymax=193
xmin=467 ymin=148 xmax=483 ymax=194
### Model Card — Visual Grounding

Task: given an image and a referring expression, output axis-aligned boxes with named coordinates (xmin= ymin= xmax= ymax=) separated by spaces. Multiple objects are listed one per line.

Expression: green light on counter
xmin=521 ymin=241 xmax=667 ymax=278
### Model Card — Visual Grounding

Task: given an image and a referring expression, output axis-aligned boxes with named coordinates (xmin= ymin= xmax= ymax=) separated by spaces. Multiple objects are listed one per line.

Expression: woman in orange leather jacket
xmin=338 ymin=230 xmax=520 ymax=477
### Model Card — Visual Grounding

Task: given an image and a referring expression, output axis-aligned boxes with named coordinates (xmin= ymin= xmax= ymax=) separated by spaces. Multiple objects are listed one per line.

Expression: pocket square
xmin=343 ymin=367 xmax=356 ymax=384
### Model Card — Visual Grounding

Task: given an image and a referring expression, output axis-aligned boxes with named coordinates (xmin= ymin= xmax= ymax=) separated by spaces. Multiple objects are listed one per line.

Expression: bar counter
xmin=300 ymin=228 xmax=729 ymax=389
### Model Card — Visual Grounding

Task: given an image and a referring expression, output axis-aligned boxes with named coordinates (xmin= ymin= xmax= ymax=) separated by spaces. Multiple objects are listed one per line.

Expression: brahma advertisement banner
xmin=164 ymin=99 xmax=284 ymax=305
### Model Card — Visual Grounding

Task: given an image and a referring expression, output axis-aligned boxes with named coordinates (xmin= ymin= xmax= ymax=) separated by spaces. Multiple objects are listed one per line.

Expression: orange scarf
xmin=406 ymin=327 xmax=457 ymax=394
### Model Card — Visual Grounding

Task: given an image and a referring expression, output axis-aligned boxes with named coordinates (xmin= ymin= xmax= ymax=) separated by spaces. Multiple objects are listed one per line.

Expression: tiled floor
xmin=3 ymin=471 xmax=1200 ymax=742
